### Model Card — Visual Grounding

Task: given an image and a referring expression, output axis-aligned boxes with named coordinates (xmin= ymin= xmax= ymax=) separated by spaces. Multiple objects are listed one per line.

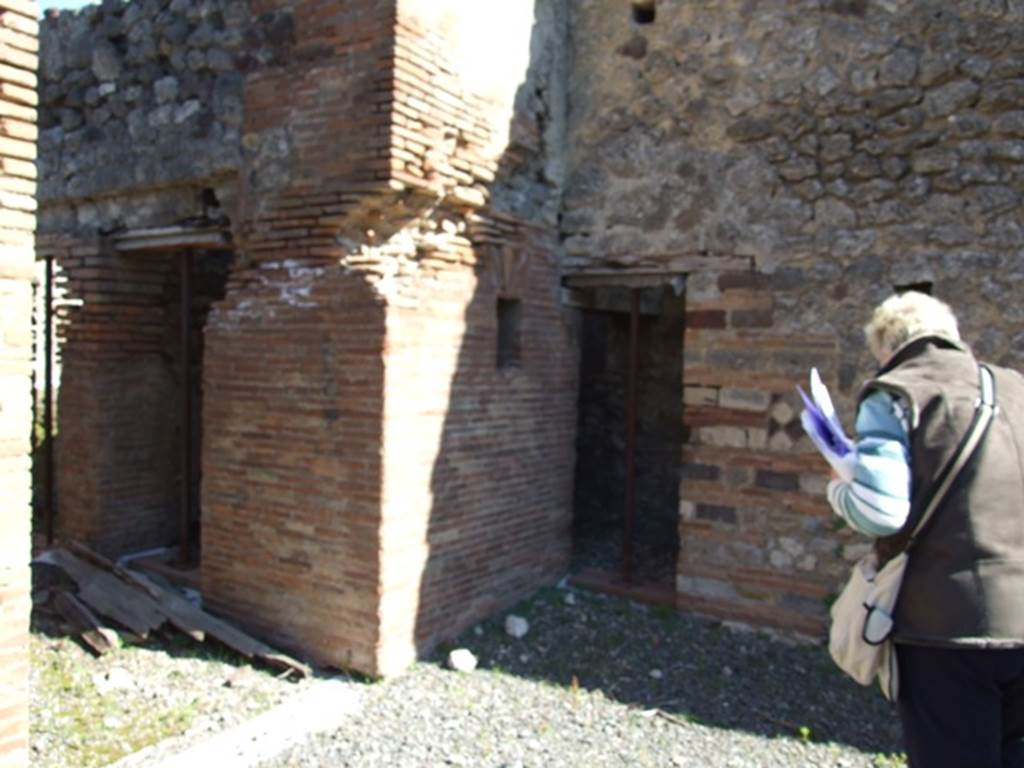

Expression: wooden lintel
xmin=563 ymin=273 xmax=681 ymax=290
xmin=112 ymin=226 xmax=230 ymax=254
xmin=562 ymin=255 xmax=754 ymax=289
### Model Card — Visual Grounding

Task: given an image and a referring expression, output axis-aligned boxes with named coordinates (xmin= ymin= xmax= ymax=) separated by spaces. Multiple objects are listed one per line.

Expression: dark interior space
xmin=160 ymin=249 xmax=234 ymax=563
xmin=571 ymin=285 xmax=684 ymax=588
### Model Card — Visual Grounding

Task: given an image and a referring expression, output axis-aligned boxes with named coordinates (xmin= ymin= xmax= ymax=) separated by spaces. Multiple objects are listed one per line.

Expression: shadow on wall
xmin=406 ymin=0 xmax=900 ymax=757
xmin=401 ymin=0 xmax=578 ymax=668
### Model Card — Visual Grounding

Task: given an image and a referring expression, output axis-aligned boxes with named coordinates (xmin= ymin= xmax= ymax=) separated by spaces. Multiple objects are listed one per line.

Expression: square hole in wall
xmin=894 ymin=281 xmax=933 ymax=295
xmin=632 ymin=1 xmax=656 ymax=24
xmin=497 ymin=298 xmax=522 ymax=369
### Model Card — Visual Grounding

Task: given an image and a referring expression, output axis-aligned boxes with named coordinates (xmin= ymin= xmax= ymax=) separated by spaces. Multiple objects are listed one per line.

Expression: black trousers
xmin=896 ymin=644 xmax=1024 ymax=768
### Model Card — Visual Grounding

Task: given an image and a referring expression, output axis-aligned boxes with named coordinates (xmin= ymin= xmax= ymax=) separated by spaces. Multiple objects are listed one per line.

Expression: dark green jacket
xmin=865 ymin=335 xmax=1024 ymax=647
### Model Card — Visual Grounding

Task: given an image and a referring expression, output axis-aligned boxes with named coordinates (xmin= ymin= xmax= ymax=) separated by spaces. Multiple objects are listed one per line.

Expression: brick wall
xmin=41 ymin=236 xmax=185 ymax=557
xmin=201 ymin=0 xmax=397 ymax=674
xmin=372 ymin=1 xmax=574 ymax=674
xmin=202 ymin=264 xmax=389 ymax=673
xmin=203 ymin=0 xmax=575 ymax=676
xmin=678 ymin=271 xmax=840 ymax=633
xmin=376 ymin=223 xmax=576 ymax=675
xmin=0 ymin=0 xmax=35 ymax=764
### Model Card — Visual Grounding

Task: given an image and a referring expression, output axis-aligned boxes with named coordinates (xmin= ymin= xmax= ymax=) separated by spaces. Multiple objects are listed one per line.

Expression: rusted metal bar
xmin=623 ymin=288 xmax=640 ymax=584
xmin=44 ymin=254 xmax=55 ymax=546
xmin=179 ymin=250 xmax=193 ymax=564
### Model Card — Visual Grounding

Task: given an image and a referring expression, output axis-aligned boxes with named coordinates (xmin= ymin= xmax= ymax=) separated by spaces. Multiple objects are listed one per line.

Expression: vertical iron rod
xmin=180 ymin=250 xmax=193 ymax=564
xmin=44 ymin=254 xmax=54 ymax=546
xmin=623 ymin=288 xmax=640 ymax=584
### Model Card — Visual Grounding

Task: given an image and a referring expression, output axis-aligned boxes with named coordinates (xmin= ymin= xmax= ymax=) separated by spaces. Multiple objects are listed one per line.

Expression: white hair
xmin=864 ymin=292 xmax=960 ymax=363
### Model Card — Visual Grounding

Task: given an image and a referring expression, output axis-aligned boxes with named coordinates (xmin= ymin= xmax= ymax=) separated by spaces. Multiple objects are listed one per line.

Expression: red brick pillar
xmin=0 ymin=0 xmax=37 ymax=764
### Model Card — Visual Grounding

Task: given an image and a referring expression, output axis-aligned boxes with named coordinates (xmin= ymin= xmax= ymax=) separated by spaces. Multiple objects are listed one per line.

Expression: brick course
xmin=0 ymin=0 xmax=34 ymax=764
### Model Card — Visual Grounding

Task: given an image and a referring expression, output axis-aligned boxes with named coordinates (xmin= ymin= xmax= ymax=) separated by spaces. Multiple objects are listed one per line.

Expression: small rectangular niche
xmin=497 ymin=298 xmax=522 ymax=369
xmin=632 ymin=1 xmax=656 ymax=24
xmin=894 ymin=281 xmax=933 ymax=296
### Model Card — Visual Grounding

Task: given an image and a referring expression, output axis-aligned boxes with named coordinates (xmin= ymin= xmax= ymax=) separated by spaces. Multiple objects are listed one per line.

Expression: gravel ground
xmin=29 ymin=601 xmax=316 ymax=768
xmin=264 ymin=585 xmax=906 ymax=768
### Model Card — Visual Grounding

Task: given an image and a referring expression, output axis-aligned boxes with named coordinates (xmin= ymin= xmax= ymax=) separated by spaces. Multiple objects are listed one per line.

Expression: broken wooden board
xmin=37 ymin=545 xmax=312 ymax=679
xmin=127 ymin=568 xmax=312 ymax=679
xmin=35 ymin=549 xmax=166 ymax=638
xmin=52 ymin=590 xmax=119 ymax=656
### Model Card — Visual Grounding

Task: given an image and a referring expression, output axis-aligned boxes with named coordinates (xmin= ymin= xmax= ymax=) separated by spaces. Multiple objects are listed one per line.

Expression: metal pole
xmin=180 ymin=250 xmax=193 ymax=564
xmin=623 ymin=288 xmax=640 ymax=584
xmin=44 ymin=254 xmax=54 ymax=546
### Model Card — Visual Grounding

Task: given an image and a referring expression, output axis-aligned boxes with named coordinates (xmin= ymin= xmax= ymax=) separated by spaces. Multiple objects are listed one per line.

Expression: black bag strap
xmin=907 ymin=363 xmax=997 ymax=551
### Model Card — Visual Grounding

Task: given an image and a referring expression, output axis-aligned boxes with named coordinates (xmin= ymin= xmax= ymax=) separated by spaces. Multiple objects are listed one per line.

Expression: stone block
xmin=718 ymin=387 xmax=771 ymax=412
xmin=683 ymin=385 xmax=718 ymax=406
xmin=677 ymin=574 xmax=738 ymax=601
xmin=698 ymin=425 xmax=747 ymax=448
xmin=723 ymin=465 xmax=754 ymax=489
xmin=756 ymin=469 xmax=799 ymax=492
xmin=798 ymin=472 xmax=828 ymax=496
xmin=770 ymin=399 xmax=794 ymax=425
xmin=770 ymin=430 xmax=790 ymax=454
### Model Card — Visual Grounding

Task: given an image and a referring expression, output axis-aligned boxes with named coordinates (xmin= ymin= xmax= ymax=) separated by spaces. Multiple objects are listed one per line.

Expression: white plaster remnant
xmin=263 ymin=260 xmax=325 ymax=309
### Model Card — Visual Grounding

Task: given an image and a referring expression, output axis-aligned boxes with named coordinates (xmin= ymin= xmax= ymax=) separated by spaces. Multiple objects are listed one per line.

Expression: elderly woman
xmin=828 ymin=291 xmax=1024 ymax=768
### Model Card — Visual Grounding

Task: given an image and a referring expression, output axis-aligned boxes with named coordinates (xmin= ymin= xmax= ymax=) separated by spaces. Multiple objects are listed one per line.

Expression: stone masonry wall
xmin=37 ymin=0 xmax=250 ymax=226
xmin=564 ymin=0 xmax=1024 ymax=633
xmin=36 ymin=0 xmax=255 ymax=558
xmin=0 ymin=1 xmax=35 ymax=764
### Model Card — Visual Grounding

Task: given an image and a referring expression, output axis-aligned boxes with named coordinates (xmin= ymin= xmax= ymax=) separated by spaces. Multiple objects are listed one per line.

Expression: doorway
xmin=108 ymin=225 xmax=234 ymax=572
xmin=570 ymin=283 xmax=684 ymax=592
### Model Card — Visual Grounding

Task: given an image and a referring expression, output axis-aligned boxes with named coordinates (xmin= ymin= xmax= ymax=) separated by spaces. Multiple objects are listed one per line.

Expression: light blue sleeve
xmin=827 ymin=389 xmax=912 ymax=537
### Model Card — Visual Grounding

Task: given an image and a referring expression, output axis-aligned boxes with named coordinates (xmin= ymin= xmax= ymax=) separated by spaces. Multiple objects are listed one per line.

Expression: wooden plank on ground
xmin=34 ymin=549 xmax=166 ymax=638
xmin=52 ymin=590 xmax=119 ymax=656
xmin=125 ymin=568 xmax=312 ymax=678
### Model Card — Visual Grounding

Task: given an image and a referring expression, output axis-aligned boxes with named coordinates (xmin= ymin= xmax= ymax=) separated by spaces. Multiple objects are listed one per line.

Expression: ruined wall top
xmin=563 ymin=0 xmax=1024 ymax=366
xmin=37 ymin=0 xmax=294 ymax=232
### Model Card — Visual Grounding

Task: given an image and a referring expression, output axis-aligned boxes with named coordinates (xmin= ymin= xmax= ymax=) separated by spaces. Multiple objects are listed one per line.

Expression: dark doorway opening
xmin=165 ymin=248 xmax=233 ymax=564
xmin=570 ymin=284 xmax=684 ymax=596
xmin=108 ymin=225 xmax=234 ymax=573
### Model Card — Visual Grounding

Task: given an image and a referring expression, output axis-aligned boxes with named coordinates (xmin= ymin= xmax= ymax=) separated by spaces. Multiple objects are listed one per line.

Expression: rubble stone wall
xmin=0 ymin=1 xmax=35 ymax=765
xmin=564 ymin=0 xmax=1024 ymax=632
xmin=37 ymin=0 xmax=250 ymax=228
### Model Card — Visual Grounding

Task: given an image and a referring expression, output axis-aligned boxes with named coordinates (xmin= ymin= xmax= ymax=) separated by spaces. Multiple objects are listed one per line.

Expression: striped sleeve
xmin=827 ymin=389 xmax=912 ymax=538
